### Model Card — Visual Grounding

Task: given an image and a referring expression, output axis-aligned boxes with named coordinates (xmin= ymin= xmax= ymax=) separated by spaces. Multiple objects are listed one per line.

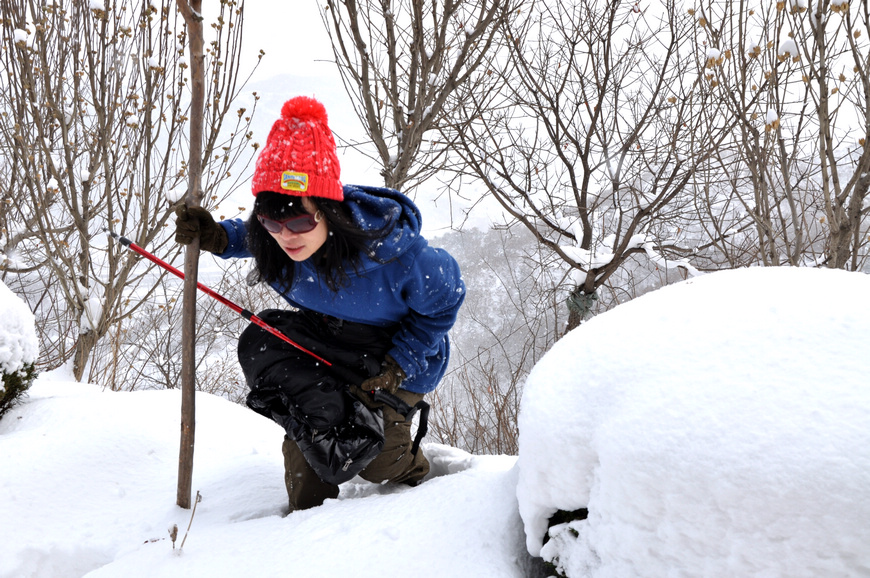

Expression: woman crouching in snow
xmin=173 ymin=96 xmax=465 ymax=511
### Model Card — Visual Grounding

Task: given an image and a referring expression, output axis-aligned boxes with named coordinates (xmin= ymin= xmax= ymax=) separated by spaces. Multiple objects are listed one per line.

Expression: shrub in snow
xmin=0 ymin=282 xmax=39 ymax=419
xmin=516 ymin=267 xmax=870 ymax=577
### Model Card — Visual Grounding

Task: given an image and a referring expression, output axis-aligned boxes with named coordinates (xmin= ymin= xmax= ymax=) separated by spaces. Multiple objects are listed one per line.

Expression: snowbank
xmin=0 ymin=380 xmax=530 ymax=578
xmin=6 ymin=267 xmax=870 ymax=578
xmin=516 ymin=267 xmax=870 ymax=577
xmin=0 ymin=280 xmax=38 ymax=376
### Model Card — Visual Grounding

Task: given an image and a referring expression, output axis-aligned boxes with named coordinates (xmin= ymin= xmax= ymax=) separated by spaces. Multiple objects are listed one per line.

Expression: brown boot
xmin=282 ymin=435 xmax=339 ymax=511
xmin=358 ymin=390 xmax=430 ymax=486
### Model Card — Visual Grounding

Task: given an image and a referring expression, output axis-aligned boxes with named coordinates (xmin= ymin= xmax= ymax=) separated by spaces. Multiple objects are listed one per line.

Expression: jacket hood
xmin=342 ymin=184 xmax=423 ymax=262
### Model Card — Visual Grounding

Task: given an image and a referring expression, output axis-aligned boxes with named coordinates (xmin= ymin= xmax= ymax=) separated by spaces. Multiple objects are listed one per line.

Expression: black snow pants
xmin=238 ymin=308 xmax=428 ymax=503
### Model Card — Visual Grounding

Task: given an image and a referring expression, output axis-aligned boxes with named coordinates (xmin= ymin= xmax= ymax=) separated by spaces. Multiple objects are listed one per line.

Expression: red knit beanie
xmin=251 ymin=96 xmax=343 ymax=200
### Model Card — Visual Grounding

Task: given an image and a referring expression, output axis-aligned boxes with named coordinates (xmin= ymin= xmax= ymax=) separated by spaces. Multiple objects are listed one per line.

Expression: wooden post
xmin=175 ymin=0 xmax=205 ymax=510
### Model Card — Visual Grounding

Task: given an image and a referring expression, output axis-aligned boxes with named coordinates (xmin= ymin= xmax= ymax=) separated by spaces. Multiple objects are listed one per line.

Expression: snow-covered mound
xmin=0 ymin=280 xmax=38 ymax=375
xmin=517 ymin=267 xmax=870 ymax=577
xmin=0 ymin=381 xmax=529 ymax=578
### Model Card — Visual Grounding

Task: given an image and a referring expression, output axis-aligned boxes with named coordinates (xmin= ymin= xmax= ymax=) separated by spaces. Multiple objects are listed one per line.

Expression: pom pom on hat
xmin=280 ymin=96 xmax=328 ymax=124
xmin=251 ymin=96 xmax=343 ymax=200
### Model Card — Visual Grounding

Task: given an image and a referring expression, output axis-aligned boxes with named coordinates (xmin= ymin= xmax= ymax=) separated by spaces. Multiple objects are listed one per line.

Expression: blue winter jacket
xmin=216 ymin=185 xmax=465 ymax=394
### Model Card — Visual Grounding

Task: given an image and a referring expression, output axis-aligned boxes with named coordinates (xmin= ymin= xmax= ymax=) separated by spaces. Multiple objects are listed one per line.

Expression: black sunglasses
xmin=257 ymin=211 xmax=322 ymax=234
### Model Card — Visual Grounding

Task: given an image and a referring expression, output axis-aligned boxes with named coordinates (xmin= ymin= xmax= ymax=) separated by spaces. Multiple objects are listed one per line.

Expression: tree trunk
xmin=71 ymin=330 xmax=98 ymax=382
xmin=565 ymin=309 xmax=584 ymax=334
xmin=175 ymin=0 xmax=205 ymax=510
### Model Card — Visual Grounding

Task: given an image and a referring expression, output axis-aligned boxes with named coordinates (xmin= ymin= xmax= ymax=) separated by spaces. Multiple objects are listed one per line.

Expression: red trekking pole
xmin=105 ymin=228 xmax=428 ymax=447
xmin=104 ymin=228 xmax=332 ymax=366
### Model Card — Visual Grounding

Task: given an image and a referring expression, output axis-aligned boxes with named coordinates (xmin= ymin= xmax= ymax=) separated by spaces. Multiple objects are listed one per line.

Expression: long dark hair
xmin=246 ymin=191 xmax=386 ymax=292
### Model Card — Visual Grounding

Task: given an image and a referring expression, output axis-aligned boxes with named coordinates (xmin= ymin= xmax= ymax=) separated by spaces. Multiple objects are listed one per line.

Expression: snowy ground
xmin=3 ymin=267 xmax=869 ymax=578
xmin=518 ymin=266 xmax=870 ymax=577
xmin=0 ymin=379 xmax=531 ymax=578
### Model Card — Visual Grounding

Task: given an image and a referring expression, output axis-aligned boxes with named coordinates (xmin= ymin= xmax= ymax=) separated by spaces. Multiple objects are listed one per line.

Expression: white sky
xmin=241 ymin=3 xmax=336 ymax=83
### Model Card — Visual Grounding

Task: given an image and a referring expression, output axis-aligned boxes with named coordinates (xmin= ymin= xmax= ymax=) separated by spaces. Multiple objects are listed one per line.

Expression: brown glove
xmin=174 ymin=205 xmax=228 ymax=254
xmin=360 ymin=355 xmax=406 ymax=395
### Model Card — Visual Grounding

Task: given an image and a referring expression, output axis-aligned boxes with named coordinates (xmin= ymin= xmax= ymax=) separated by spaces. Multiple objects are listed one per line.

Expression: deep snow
xmin=518 ymin=266 xmax=870 ymax=577
xmin=2 ymin=267 xmax=869 ymax=578
xmin=0 ymin=379 xmax=530 ymax=578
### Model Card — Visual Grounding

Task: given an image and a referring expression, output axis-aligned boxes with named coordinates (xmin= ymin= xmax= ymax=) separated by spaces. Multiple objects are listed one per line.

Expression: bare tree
xmin=447 ymin=0 xmax=734 ymax=330
xmin=694 ymin=0 xmax=870 ymax=270
xmin=0 ymin=0 xmax=259 ymax=380
xmin=321 ymin=0 xmax=518 ymax=192
xmin=174 ymin=0 xmax=205 ymax=511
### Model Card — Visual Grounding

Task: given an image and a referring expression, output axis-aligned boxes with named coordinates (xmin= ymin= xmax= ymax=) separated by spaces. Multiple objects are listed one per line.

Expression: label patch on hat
xmin=281 ymin=171 xmax=309 ymax=192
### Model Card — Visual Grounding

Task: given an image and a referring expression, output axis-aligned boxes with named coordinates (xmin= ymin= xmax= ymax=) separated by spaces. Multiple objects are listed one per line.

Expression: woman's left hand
xmin=360 ymin=355 xmax=406 ymax=394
